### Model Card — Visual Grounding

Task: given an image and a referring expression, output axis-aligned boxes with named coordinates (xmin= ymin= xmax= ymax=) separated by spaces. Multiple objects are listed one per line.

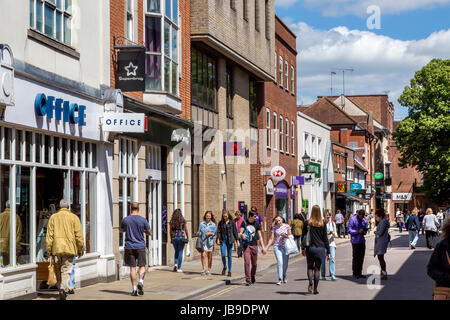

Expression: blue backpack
xmin=241 ymin=220 xmax=252 ymax=246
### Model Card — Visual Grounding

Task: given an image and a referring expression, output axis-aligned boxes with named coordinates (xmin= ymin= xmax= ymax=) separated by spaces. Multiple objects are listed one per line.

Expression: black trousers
xmin=336 ymin=223 xmax=343 ymax=237
xmin=425 ymin=230 xmax=437 ymax=248
xmin=352 ymin=243 xmax=366 ymax=276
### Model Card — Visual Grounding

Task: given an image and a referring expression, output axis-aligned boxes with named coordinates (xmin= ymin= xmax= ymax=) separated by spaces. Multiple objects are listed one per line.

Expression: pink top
xmin=271 ymin=224 xmax=291 ymax=247
xmin=236 ymin=217 xmax=245 ymax=232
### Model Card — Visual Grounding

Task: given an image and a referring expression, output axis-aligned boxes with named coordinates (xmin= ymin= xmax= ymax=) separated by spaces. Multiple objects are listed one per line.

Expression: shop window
xmin=15 ymin=130 xmax=22 ymax=161
xmin=30 ymin=0 xmax=72 ymax=46
xmin=53 ymin=137 xmax=59 ymax=165
xmin=70 ymin=139 xmax=75 ymax=167
xmin=85 ymin=172 xmax=97 ymax=253
xmin=61 ymin=138 xmax=67 ymax=166
xmin=5 ymin=128 xmax=11 ymax=160
xmin=119 ymin=178 xmax=124 ymax=247
xmin=45 ymin=135 xmax=51 ymax=164
xmin=78 ymin=141 xmax=83 ymax=167
xmin=16 ymin=166 xmax=32 ymax=265
xmin=191 ymin=47 xmax=217 ymax=110
xmin=26 ymin=131 xmax=32 ymax=163
xmin=173 ymin=149 xmax=184 ymax=214
xmin=92 ymin=144 xmax=97 ymax=168
xmin=0 ymin=165 xmax=12 ymax=267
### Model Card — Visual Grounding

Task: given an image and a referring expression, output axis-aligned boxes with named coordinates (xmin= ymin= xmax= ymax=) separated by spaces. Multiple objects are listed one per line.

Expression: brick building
xmin=251 ymin=15 xmax=297 ymax=241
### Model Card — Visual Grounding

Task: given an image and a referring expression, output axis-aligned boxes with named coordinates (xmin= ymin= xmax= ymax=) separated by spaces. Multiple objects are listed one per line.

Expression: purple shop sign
xmin=275 ymin=181 xmax=289 ymax=199
xmin=290 ymin=186 xmax=296 ymax=199
xmin=291 ymin=176 xmax=305 ymax=186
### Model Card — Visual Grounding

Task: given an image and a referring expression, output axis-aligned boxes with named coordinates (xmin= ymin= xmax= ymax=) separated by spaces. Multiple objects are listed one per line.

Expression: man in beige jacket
xmin=46 ymin=199 xmax=84 ymax=300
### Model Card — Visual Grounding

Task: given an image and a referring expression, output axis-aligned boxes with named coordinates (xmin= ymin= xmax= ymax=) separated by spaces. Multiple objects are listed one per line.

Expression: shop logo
xmin=34 ymin=93 xmax=86 ymax=126
xmin=125 ymin=62 xmax=138 ymax=77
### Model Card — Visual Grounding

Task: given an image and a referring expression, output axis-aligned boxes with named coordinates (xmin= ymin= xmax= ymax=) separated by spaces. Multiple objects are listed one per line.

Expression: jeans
xmin=397 ymin=222 xmax=403 ymax=233
xmin=274 ymin=246 xmax=289 ymax=281
xmin=408 ymin=231 xmax=419 ymax=247
xmin=293 ymin=235 xmax=302 ymax=251
xmin=172 ymin=237 xmax=186 ymax=269
xmin=420 ymin=221 xmax=425 ymax=234
xmin=351 ymin=243 xmax=366 ymax=276
xmin=220 ymin=236 xmax=233 ymax=272
xmin=321 ymin=246 xmax=335 ymax=277
xmin=336 ymin=223 xmax=344 ymax=237
xmin=244 ymin=245 xmax=258 ymax=282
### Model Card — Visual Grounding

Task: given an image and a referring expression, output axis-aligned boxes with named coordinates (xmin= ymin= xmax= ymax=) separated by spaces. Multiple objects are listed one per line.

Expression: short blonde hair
xmin=426 ymin=208 xmax=433 ymax=215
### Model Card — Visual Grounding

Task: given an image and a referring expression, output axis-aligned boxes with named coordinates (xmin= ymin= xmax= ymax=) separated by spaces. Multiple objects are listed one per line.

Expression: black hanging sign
xmin=116 ymin=48 xmax=145 ymax=92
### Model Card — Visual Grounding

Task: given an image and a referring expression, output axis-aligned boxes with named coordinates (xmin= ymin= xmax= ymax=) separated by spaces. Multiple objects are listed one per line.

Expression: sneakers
xmin=173 ymin=265 xmax=178 ymax=272
xmin=58 ymin=289 xmax=67 ymax=300
xmin=177 ymin=269 xmax=183 ymax=273
xmin=276 ymin=280 xmax=282 ymax=285
xmin=221 ymin=268 xmax=227 ymax=276
xmin=308 ymin=284 xmax=313 ymax=293
xmin=380 ymin=271 xmax=388 ymax=280
xmin=321 ymin=277 xmax=327 ymax=281
xmin=206 ymin=270 xmax=211 ymax=275
xmin=251 ymin=276 xmax=256 ymax=284
xmin=137 ymin=282 xmax=144 ymax=295
xmin=331 ymin=275 xmax=337 ymax=281
xmin=201 ymin=270 xmax=206 ymax=276
xmin=227 ymin=272 xmax=232 ymax=277
xmin=131 ymin=290 xmax=138 ymax=296
xmin=283 ymin=277 xmax=287 ymax=283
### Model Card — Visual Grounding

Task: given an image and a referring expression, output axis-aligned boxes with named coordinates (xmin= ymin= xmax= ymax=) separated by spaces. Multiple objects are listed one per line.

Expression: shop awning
xmin=337 ymin=192 xmax=369 ymax=203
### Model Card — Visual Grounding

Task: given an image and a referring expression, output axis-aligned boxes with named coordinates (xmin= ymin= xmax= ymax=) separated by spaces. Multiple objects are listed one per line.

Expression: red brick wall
xmin=180 ymin=0 xmax=191 ymax=120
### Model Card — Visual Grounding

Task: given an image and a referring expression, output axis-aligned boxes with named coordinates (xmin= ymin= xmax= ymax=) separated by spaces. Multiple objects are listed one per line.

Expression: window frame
xmin=285 ymin=61 xmax=289 ymax=92
xmin=126 ymin=0 xmax=134 ymax=41
xmin=273 ymin=112 xmax=278 ymax=151
xmin=279 ymin=56 xmax=283 ymax=87
xmin=266 ymin=108 xmax=271 ymax=148
xmin=290 ymin=65 xmax=295 ymax=95
xmin=285 ymin=118 xmax=289 ymax=155
xmin=291 ymin=121 xmax=295 ymax=156
xmin=279 ymin=115 xmax=283 ymax=153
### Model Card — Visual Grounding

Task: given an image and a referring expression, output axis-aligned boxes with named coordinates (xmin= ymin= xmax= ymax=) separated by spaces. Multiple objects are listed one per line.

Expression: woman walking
xmin=216 ymin=210 xmax=240 ymax=277
xmin=169 ymin=209 xmax=189 ymax=273
xmin=396 ymin=210 xmax=405 ymax=233
xmin=374 ymin=208 xmax=390 ymax=280
xmin=321 ymin=210 xmax=337 ymax=281
xmin=423 ymin=208 xmax=440 ymax=249
xmin=427 ymin=216 xmax=450 ymax=300
xmin=266 ymin=215 xmax=292 ymax=285
xmin=197 ymin=211 xmax=217 ymax=275
xmin=406 ymin=208 xmax=420 ymax=249
xmin=437 ymin=209 xmax=444 ymax=227
xmin=301 ymin=205 xmax=330 ymax=295
xmin=234 ymin=211 xmax=245 ymax=257
xmin=290 ymin=214 xmax=304 ymax=251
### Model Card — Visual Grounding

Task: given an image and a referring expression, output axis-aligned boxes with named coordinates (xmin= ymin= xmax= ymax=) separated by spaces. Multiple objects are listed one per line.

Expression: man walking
xmin=348 ymin=209 xmax=368 ymax=279
xmin=46 ymin=199 xmax=84 ymax=300
xmin=335 ymin=210 xmax=344 ymax=238
xmin=406 ymin=208 xmax=420 ymax=249
xmin=418 ymin=208 xmax=425 ymax=235
xmin=119 ymin=202 xmax=152 ymax=296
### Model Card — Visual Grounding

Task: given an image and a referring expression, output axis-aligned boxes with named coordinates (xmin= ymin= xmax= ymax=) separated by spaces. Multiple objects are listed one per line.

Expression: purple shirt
xmin=348 ymin=215 xmax=368 ymax=244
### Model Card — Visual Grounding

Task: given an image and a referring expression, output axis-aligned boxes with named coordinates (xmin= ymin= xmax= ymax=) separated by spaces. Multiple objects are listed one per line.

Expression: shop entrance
xmin=146 ymin=179 xmax=162 ymax=266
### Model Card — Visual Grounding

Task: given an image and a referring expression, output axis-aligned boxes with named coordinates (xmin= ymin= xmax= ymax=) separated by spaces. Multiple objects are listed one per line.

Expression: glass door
xmin=146 ymin=179 xmax=162 ymax=266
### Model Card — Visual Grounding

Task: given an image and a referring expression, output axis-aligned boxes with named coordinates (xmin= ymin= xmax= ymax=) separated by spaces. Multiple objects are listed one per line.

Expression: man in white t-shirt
xmin=335 ymin=210 xmax=344 ymax=238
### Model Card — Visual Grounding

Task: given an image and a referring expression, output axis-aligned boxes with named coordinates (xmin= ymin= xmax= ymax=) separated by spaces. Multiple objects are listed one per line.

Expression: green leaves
xmin=394 ymin=59 xmax=450 ymax=204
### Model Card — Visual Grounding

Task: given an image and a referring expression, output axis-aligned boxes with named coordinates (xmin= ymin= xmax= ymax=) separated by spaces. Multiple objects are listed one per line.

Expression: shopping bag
xmin=185 ymin=244 xmax=191 ymax=257
xmin=47 ymin=256 xmax=58 ymax=287
xmin=285 ymin=235 xmax=299 ymax=255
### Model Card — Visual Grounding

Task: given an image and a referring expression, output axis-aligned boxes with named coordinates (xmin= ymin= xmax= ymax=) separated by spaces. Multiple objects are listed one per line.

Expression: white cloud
xmin=288 ymin=22 xmax=450 ymax=119
xmin=302 ymin=0 xmax=450 ymax=17
xmin=275 ymin=0 xmax=301 ymax=8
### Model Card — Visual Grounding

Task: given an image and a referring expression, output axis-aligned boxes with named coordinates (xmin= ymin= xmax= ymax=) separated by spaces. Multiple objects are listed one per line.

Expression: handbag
xmin=195 ymin=236 xmax=203 ymax=252
xmin=285 ymin=235 xmax=299 ymax=255
xmin=47 ymin=256 xmax=58 ymax=287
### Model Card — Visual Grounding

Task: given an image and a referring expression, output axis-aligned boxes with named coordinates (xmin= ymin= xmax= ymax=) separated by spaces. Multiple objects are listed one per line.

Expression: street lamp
xmin=302 ymin=152 xmax=311 ymax=168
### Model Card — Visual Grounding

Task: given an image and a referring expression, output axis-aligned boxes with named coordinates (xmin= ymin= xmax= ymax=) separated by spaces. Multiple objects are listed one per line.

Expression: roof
xmin=302 ymin=97 xmax=358 ymax=126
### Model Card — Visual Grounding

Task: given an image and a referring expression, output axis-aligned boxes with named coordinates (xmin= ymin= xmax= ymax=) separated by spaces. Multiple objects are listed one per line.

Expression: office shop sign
xmin=102 ymin=113 xmax=147 ymax=133
xmin=35 ymin=93 xmax=86 ymax=126
xmin=116 ymin=47 xmax=145 ymax=92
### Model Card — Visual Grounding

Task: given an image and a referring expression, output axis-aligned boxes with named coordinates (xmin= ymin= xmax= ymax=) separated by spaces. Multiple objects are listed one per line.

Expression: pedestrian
xmin=169 ymin=208 xmax=189 ymax=273
xmin=427 ymin=216 xmax=450 ymax=300
xmin=301 ymin=205 xmax=330 ymax=295
xmin=374 ymin=208 xmax=390 ymax=280
xmin=239 ymin=210 xmax=267 ymax=286
xmin=234 ymin=210 xmax=245 ymax=258
xmin=396 ymin=209 xmax=405 ymax=233
xmin=344 ymin=211 xmax=352 ymax=238
xmin=418 ymin=208 xmax=425 ymax=235
xmin=437 ymin=209 xmax=444 ymax=227
xmin=119 ymin=202 xmax=152 ymax=297
xmin=348 ymin=209 xmax=368 ymax=279
xmin=266 ymin=215 xmax=292 ymax=285
xmin=46 ymin=199 xmax=84 ymax=300
xmin=423 ymin=208 xmax=440 ymax=249
xmin=321 ymin=210 xmax=337 ymax=281
xmin=251 ymin=206 xmax=264 ymax=225
xmin=335 ymin=209 xmax=344 ymax=238
xmin=197 ymin=211 xmax=217 ymax=276
xmin=216 ymin=210 xmax=240 ymax=277
xmin=406 ymin=208 xmax=421 ymax=249
xmin=290 ymin=213 xmax=304 ymax=250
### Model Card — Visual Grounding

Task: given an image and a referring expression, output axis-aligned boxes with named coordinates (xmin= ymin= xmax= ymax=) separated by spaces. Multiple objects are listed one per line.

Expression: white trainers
xmin=206 ymin=270 xmax=211 ymax=275
xmin=177 ymin=269 xmax=183 ymax=273
xmin=276 ymin=280 xmax=282 ymax=285
xmin=283 ymin=277 xmax=288 ymax=283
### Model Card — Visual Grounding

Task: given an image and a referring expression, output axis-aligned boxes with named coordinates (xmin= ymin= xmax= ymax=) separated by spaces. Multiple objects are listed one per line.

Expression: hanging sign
xmin=271 ymin=166 xmax=286 ymax=182
xmin=266 ymin=179 xmax=274 ymax=195
xmin=336 ymin=183 xmax=346 ymax=193
xmin=306 ymin=162 xmax=321 ymax=178
xmin=102 ymin=113 xmax=147 ymax=132
xmin=350 ymin=183 xmax=362 ymax=191
xmin=373 ymin=172 xmax=384 ymax=180
xmin=291 ymin=176 xmax=305 ymax=186
xmin=116 ymin=47 xmax=146 ymax=92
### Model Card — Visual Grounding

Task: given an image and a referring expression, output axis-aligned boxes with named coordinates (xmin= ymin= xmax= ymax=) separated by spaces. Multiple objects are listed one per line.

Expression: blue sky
xmin=275 ymin=0 xmax=450 ymax=120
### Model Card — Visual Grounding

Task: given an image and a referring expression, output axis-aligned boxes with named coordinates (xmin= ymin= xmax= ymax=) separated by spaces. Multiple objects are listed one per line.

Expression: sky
xmin=275 ymin=0 xmax=450 ymax=120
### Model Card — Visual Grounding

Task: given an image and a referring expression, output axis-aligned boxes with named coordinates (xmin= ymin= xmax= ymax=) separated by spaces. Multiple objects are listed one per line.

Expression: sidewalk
xmin=34 ymin=234 xmax=363 ymax=300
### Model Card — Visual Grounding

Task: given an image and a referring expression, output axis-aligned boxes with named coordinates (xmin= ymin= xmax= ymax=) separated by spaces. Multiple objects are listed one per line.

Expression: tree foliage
xmin=393 ymin=59 xmax=450 ymax=205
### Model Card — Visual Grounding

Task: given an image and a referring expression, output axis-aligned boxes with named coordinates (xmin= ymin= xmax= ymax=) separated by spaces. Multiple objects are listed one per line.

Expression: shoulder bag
xmin=432 ymin=251 xmax=450 ymax=300
xmin=285 ymin=235 xmax=299 ymax=255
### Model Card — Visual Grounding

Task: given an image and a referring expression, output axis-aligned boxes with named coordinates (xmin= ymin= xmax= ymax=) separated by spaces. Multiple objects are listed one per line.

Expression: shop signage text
xmin=373 ymin=172 xmax=384 ymax=180
xmin=265 ymin=180 xmax=274 ymax=195
xmin=393 ymin=193 xmax=412 ymax=201
xmin=275 ymin=182 xmax=289 ymax=199
xmin=291 ymin=176 xmax=305 ymax=186
xmin=306 ymin=162 xmax=321 ymax=178
xmin=35 ymin=93 xmax=86 ymax=126
xmin=350 ymin=183 xmax=362 ymax=191
xmin=116 ymin=48 xmax=146 ymax=92
xmin=102 ymin=113 xmax=147 ymax=132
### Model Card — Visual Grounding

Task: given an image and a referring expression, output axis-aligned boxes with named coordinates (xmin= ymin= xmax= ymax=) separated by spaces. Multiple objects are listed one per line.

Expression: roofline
xmin=297 ymin=111 xmax=332 ymax=131
xmin=275 ymin=15 xmax=297 ymax=39
xmin=318 ymin=94 xmax=389 ymax=98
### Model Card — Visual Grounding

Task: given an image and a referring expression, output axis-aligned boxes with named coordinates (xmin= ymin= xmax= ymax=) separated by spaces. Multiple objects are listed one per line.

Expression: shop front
xmin=275 ymin=181 xmax=290 ymax=222
xmin=0 ymin=74 xmax=114 ymax=299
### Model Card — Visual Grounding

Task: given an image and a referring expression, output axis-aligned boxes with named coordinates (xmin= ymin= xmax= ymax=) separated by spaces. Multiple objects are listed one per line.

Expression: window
xmin=126 ymin=0 xmax=134 ymax=41
xmin=279 ymin=115 xmax=283 ymax=152
xmin=311 ymin=136 xmax=316 ymax=160
xmin=243 ymin=0 xmax=248 ymax=20
xmin=173 ymin=149 xmax=184 ymax=213
xmin=285 ymin=61 xmax=289 ymax=91
xmin=249 ymin=79 xmax=257 ymax=127
xmin=305 ymin=133 xmax=310 ymax=157
xmin=29 ymin=0 xmax=72 ymax=45
xmin=273 ymin=112 xmax=278 ymax=150
xmin=291 ymin=121 xmax=295 ymax=155
xmin=255 ymin=0 xmax=260 ymax=30
xmin=191 ymin=47 xmax=217 ymax=110
xmin=285 ymin=118 xmax=289 ymax=155
xmin=226 ymin=65 xmax=233 ymax=118
xmin=291 ymin=65 xmax=295 ymax=94
xmin=266 ymin=108 xmax=270 ymax=148
xmin=274 ymin=51 xmax=277 ymax=82
xmin=347 ymin=168 xmax=354 ymax=181
xmin=279 ymin=56 xmax=283 ymax=87
xmin=265 ymin=0 xmax=270 ymax=39
xmin=145 ymin=0 xmax=179 ymax=94
xmin=318 ymin=138 xmax=322 ymax=162
xmin=230 ymin=0 xmax=236 ymax=10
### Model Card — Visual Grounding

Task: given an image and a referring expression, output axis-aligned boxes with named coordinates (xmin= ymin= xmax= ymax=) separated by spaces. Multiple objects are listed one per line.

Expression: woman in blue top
xmin=197 ymin=211 xmax=217 ymax=276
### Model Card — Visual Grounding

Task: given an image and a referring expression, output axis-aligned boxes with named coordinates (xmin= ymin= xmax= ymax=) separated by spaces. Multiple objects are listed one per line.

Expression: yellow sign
xmin=337 ymin=183 xmax=346 ymax=193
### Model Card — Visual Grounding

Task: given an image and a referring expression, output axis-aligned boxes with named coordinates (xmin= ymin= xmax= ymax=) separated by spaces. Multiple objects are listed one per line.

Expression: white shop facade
xmin=0 ymin=69 xmax=116 ymax=299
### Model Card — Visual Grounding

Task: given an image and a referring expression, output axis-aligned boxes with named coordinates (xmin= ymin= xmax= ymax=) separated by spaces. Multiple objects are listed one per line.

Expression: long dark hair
xmin=170 ymin=209 xmax=184 ymax=230
xmin=219 ymin=210 xmax=233 ymax=226
xmin=375 ymin=208 xmax=386 ymax=226
xmin=203 ymin=211 xmax=216 ymax=223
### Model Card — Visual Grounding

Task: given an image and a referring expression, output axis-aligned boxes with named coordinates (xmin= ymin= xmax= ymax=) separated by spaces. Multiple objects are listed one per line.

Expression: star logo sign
xmin=124 ymin=62 xmax=138 ymax=76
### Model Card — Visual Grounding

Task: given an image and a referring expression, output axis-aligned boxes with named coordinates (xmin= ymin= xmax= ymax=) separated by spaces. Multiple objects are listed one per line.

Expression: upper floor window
xmin=191 ymin=47 xmax=217 ymax=110
xmin=291 ymin=65 xmax=295 ymax=94
xmin=273 ymin=112 xmax=278 ymax=151
xmin=285 ymin=118 xmax=289 ymax=155
xmin=249 ymin=79 xmax=257 ymax=127
xmin=255 ymin=0 xmax=260 ymax=30
xmin=318 ymin=138 xmax=322 ymax=162
xmin=266 ymin=108 xmax=271 ymax=148
xmin=279 ymin=56 xmax=283 ymax=87
xmin=126 ymin=0 xmax=134 ymax=41
xmin=279 ymin=115 xmax=283 ymax=152
xmin=226 ymin=65 xmax=233 ymax=118
xmin=311 ymin=135 xmax=316 ymax=160
xmin=291 ymin=121 xmax=295 ymax=155
xmin=145 ymin=0 xmax=179 ymax=95
xmin=285 ymin=61 xmax=289 ymax=92
xmin=30 ymin=0 xmax=72 ymax=46
xmin=230 ymin=0 xmax=236 ymax=10
xmin=243 ymin=0 xmax=248 ymax=20
xmin=305 ymin=133 xmax=310 ymax=157
xmin=274 ymin=51 xmax=277 ymax=83
xmin=265 ymin=0 xmax=270 ymax=39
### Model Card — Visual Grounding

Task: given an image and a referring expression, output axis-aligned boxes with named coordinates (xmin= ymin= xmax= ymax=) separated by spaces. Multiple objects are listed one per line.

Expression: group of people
xmin=403 ymin=208 xmax=443 ymax=250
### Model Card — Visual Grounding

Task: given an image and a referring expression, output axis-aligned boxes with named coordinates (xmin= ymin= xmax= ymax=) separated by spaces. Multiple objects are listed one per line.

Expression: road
xmin=192 ymin=230 xmax=436 ymax=300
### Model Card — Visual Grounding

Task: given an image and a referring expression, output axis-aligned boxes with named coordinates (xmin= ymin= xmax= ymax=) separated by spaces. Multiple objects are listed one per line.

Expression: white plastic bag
xmin=185 ymin=244 xmax=191 ymax=257
xmin=285 ymin=235 xmax=299 ymax=255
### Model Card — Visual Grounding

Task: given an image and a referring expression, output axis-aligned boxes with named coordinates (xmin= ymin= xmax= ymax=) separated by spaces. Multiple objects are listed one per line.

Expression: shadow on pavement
xmin=100 ymin=289 xmax=133 ymax=296
xmin=275 ymin=291 xmax=309 ymax=296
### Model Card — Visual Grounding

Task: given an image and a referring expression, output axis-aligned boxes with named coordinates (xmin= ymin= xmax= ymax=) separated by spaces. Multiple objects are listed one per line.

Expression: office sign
xmin=35 ymin=93 xmax=86 ymax=126
xmin=350 ymin=183 xmax=362 ymax=191
xmin=393 ymin=193 xmax=412 ymax=201
xmin=116 ymin=48 xmax=146 ymax=92
xmin=102 ymin=113 xmax=147 ymax=132
xmin=306 ymin=162 xmax=321 ymax=178
xmin=224 ymin=142 xmax=244 ymax=156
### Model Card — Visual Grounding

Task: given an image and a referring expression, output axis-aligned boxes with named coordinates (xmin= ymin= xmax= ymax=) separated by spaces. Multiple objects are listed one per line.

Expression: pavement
xmin=34 ymin=232 xmax=361 ymax=300
xmin=194 ymin=229 xmax=436 ymax=300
